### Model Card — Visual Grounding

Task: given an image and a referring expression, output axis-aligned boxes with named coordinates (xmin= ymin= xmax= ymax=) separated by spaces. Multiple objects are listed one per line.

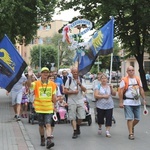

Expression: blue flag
xmin=0 ymin=35 xmax=27 ymax=92
xmin=78 ymin=18 xmax=114 ymax=75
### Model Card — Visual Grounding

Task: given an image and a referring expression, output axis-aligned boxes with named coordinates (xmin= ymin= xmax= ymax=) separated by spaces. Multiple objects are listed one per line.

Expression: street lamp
xmin=58 ymin=40 xmax=62 ymax=70
xmin=39 ymin=38 xmax=43 ymax=72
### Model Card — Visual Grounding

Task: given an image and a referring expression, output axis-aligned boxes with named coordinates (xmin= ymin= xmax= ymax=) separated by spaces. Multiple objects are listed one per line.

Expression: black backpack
xmin=68 ymin=77 xmax=82 ymax=86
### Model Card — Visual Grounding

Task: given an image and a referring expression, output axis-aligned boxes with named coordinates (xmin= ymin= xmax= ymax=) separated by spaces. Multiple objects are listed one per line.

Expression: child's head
xmin=48 ymin=75 xmax=55 ymax=81
xmin=58 ymin=95 xmax=64 ymax=102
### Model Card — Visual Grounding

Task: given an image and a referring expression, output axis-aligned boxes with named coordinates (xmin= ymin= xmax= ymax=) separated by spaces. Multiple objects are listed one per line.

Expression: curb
xmin=18 ymin=121 xmax=35 ymax=150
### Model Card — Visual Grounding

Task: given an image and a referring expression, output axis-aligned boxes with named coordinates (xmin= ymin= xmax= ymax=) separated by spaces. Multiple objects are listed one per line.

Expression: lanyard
xmin=41 ymin=82 xmax=48 ymax=94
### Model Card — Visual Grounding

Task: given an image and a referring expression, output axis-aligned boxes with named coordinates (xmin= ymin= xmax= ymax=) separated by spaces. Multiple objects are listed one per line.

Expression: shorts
xmin=21 ymin=98 xmax=29 ymax=104
xmin=97 ymin=108 xmax=113 ymax=126
xmin=37 ymin=113 xmax=53 ymax=126
xmin=124 ymin=105 xmax=141 ymax=120
xmin=68 ymin=103 xmax=85 ymax=120
xmin=11 ymin=90 xmax=22 ymax=105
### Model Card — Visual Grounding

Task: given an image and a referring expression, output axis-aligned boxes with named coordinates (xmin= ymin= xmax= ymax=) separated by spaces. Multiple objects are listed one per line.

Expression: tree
xmin=58 ymin=0 xmax=150 ymax=90
xmin=30 ymin=45 xmax=57 ymax=70
xmin=0 ymin=0 xmax=57 ymax=44
xmin=50 ymin=34 xmax=75 ymax=68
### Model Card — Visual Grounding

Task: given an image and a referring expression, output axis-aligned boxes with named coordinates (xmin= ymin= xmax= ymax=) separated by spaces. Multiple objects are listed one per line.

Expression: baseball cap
xmin=41 ymin=67 xmax=50 ymax=73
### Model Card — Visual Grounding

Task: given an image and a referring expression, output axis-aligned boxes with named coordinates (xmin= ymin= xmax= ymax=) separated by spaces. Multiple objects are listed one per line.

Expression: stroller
xmin=82 ymin=96 xmax=92 ymax=126
xmin=28 ymin=91 xmax=38 ymax=125
xmin=93 ymin=100 xmax=116 ymax=124
xmin=56 ymin=100 xmax=69 ymax=124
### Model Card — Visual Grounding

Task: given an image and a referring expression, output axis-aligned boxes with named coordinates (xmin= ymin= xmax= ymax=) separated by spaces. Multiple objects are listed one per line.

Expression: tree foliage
xmin=30 ymin=34 xmax=75 ymax=70
xmin=50 ymin=34 xmax=75 ymax=67
xmin=58 ymin=0 xmax=150 ymax=90
xmin=0 ymin=0 xmax=57 ymax=44
xmin=30 ymin=45 xmax=57 ymax=69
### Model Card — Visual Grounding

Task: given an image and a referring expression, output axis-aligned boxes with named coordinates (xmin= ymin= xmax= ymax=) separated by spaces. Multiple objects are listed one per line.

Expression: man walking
xmin=119 ymin=66 xmax=146 ymax=140
xmin=64 ymin=67 xmax=86 ymax=139
xmin=27 ymin=67 xmax=57 ymax=148
xmin=7 ymin=73 xmax=27 ymax=121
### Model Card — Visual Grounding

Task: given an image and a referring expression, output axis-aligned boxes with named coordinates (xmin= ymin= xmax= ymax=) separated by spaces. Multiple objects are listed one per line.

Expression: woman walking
xmin=94 ymin=73 xmax=116 ymax=137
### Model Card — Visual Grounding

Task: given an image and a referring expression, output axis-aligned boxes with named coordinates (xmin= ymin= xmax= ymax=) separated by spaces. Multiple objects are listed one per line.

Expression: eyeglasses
xmin=128 ymin=70 xmax=134 ymax=71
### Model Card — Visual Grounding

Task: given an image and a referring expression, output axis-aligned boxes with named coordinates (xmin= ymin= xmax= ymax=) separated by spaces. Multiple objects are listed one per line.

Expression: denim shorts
xmin=124 ymin=105 xmax=141 ymax=120
xmin=37 ymin=113 xmax=53 ymax=126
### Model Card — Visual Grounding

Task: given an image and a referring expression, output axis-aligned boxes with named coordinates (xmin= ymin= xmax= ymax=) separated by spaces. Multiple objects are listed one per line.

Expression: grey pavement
xmin=0 ymin=89 xmax=35 ymax=150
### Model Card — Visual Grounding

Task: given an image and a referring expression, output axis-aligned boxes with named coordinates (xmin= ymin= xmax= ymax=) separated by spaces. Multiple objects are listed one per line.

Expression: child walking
xmin=21 ymin=82 xmax=29 ymax=118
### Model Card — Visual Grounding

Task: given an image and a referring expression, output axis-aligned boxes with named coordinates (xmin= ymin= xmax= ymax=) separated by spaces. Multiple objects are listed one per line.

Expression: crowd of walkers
xmin=6 ymin=65 xmax=147 ymax=149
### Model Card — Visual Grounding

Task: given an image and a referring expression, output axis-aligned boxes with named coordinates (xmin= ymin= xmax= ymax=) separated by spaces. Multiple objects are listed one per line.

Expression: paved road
xmin=22 ymin=93 xmax=150 ymax=150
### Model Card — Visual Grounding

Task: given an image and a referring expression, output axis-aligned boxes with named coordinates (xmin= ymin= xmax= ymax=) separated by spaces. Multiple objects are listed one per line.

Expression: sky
xmin=52 ymin=9 xmax=80 ymax=21
xmin=52 ymin=9 xmax=94 ymax=41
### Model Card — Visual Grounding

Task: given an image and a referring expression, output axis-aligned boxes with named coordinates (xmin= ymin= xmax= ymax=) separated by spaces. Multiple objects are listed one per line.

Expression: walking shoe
xmin=14 ymin=115 xmax=17 ymax=119
xmin=128 ymin=134 xmax=134 ymax=140
xmin=16 ymin=116 xmax=21 ymax=121
xmin=40 ymin=137 xmax=45 ymax=146
xmin=106 ymin=131 xmax=111 ymax=138
xmin=72 ymin=132 xmax=78 ymax=139
xmin=50 ymin=135 xmax=54 ymax=138
xmin=46 ymin=139 xmax=54 ymax=149
xmin=76 ymin=125 xmax=81 ymax=135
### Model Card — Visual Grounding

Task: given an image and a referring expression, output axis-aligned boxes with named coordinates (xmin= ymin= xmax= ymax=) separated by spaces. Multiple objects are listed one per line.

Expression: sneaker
xmin=98 ymin=128 xmax=102 ymax=135
xmin=76 ymin=125 xmax=81 ymax=135
xmin=72 ymin=132 xmax=78 ymax=139
xmin=106 ymin=131 xmax=111 ymax=138
xmin=14 ymin=115 xmax=17 ymax=119
xmin=50 ymin=135 xmax=54 ymax=138
xmin=40 ymin=137 xmax=45 ymax=146
xmin=46 ymin=139 xmax=54 ymax=149
xmin=16 ymin=116 xmax=21 ymax=121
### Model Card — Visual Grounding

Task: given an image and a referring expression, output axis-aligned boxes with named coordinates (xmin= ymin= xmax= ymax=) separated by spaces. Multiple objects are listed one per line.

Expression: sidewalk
xmin=0 ymin=89 xmax=35 ymax=150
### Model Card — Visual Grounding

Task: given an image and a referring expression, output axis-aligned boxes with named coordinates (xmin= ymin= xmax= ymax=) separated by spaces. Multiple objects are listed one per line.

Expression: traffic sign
xmin=94 ymin=61 xmax=102 ymax=64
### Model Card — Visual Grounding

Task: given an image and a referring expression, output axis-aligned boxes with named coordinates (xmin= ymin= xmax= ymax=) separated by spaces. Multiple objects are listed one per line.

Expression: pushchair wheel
xmin=95 ymin=116 xmax=97 ymax=123
xmin=28 ymin=113 xmax=32 ymax=123
xmin=112 ymin=116 xmax=116 ymax=124
xmin=31 ymin=115 xmax=34 ymax=124
xmin=28 ymin=115 xmax=30 ymax=123
xmin=88 ymin=116 xmax=92 ymax=126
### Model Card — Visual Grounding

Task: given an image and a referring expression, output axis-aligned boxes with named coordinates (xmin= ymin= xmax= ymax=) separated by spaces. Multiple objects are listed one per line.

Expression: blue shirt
xmin=54 ymin=77 xmax=63 ymax=94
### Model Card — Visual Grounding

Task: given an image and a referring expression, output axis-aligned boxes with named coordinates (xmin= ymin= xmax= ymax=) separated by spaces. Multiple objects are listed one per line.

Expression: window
xmin=46 ymin=24 xmax=51 ymax=30
xmin=39 ymin=25 xmax=43 ymax=30
xmin=38 ymin=38 xmax=43 ymax=44
xmin=130 ymin=62 xmax=134 ymax=67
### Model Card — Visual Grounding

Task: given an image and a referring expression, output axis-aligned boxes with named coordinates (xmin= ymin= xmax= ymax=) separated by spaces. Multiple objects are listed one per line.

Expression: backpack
xmin=68 ymin=77 xmax=82 ymax=86
xmin=118 ymin=76 xmax=140 ymax=99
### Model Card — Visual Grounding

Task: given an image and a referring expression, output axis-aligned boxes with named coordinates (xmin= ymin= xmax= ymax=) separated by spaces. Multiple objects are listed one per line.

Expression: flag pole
xmin=109 ymin=53 xmax=113 ymax=84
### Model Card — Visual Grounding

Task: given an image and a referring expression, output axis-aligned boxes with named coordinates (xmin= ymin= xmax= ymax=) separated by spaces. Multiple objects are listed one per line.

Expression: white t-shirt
xmin=119 ymin=78 xmax=142 ymax=106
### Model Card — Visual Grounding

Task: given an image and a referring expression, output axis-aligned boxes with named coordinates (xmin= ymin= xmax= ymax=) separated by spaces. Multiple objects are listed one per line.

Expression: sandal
xmin=128 ymin=134 xmax=134 ymax=140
